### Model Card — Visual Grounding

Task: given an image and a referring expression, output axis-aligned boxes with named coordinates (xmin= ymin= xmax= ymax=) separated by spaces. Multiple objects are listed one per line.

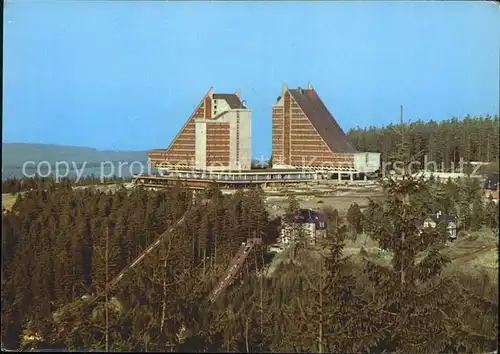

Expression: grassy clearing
xmin=2 ymin=193 xmax=19 ymax=213
xmin=441 ymin=229 xmax=498 ymax=279
xmin=443 ymin=229 xmax=497 ymax=254
xmin=343 ymin=234 xmax=393 ymax=267
xmin=333 ymin=229 xmax=497 ymax=280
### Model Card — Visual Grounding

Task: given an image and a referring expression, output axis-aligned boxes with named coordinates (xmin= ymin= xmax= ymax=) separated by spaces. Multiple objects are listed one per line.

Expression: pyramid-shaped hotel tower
xmin=148 ymin=84 xmax=379 ymax=174
xmin=272 ymin=83 xmax=363 ymax=170
xmin=148 ymin=87 xmax=252 ymax=172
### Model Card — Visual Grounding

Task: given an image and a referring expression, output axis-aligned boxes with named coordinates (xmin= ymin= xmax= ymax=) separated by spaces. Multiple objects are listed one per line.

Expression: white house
xmin=279 ymin=209 xmax=327 ymax=246
xmin=423 ymin=211 xmax=457 ymax=239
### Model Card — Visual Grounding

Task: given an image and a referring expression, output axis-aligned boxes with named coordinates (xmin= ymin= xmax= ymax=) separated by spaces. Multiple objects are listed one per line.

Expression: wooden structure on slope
xmin=107 ymin=212 xmax=188 ymax=289
xmin=207 ymin=237 xmax=263 ymax=303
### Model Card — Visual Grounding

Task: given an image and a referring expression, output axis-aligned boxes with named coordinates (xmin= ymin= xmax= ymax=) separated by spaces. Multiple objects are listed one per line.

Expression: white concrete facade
xmin=212 ymin=99 xmax=231 ymax=117
xmin=194 ymin=98 xmax=252 ymax=172
xmin=236 ymin=109 xmax=252 ymax=170
xmin=195 ymin=120 xmax=207 ymax=169
xmin=280 ymin=222 xmax=316 ymax=246
xmin=353 ymin=152 xmax=381 ymax=173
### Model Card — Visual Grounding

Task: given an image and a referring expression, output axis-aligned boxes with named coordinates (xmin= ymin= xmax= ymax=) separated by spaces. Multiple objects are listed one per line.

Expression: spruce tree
xmin=346 ymin=202 xmax=364 ymax=240
xmin=470 ymin=193 xmax=485 ymax=231
xmin=363 ymin=173 xmax=462 ymax=353
xmin=484 ymin=195 xmax=499 ymax=230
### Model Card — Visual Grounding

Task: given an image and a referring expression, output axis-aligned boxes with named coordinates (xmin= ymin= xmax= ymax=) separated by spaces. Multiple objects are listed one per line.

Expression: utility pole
xmin=400 ymin=105 xmax=404 ymax=149
xmin=389 ymin=104 xmax=411 ymax=175
xmin=400 ymin=104 xmax=408 ymax=169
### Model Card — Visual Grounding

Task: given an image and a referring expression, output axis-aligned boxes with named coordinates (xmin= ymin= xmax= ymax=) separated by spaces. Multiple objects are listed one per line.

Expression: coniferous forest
xmin=346 ymin=115 xmax=500 ymax=166
xmin=1 ymin=114 xmax=498 ymax=352
xmin=1 ymin=175 xmax=132 ymax=194
xmin=1 ymin=173 xmax=498 ymax=352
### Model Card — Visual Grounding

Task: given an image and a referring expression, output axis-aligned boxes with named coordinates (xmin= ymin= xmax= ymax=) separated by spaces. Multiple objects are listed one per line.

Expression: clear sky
xmin=3 ymin=0 xmax=500 ymax=157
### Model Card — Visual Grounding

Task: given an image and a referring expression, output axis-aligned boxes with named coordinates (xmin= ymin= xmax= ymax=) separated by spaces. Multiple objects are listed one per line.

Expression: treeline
xmin=346 ymin=176 xmax=499 ymax=233
xmin=347 ymin=115 xmax=500 ymax=166
xmin=1 ymin=177 xmax=498 ymax=352
xmin=1 ymin=175 xmax=133 ymax=194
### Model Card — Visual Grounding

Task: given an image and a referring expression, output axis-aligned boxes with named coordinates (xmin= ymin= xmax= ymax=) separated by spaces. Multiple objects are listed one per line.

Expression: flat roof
xmin=166 ymin=169 xmax=313 ymax=175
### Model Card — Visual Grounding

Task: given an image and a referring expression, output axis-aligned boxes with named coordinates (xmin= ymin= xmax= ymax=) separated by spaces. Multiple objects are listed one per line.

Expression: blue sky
xmin=3 ymin=0 xmax=499 ymax=157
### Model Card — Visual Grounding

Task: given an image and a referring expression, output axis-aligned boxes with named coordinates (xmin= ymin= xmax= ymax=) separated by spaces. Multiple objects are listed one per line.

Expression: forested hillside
xmin=346 ymin=115 xmax=500 ymax=166
xmin=1 ymin=176 xmax=498 ymax=352
xmin=1 ymin=184 xmax=274 ymax=351
xmin=1 ymin=143 xmax=147 ymax=168
xmin=1 ymin=176 xmax=132 ymax=194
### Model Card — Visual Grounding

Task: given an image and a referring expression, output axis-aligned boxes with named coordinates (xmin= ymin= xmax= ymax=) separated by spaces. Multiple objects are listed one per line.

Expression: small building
xmin=422 ymin=211 xmax=457 ymax=239
xmin=485 ymin=188 xmax=499 ymax=203
xmin=484 ymin=176 xmax=499 ymax=203
xmin=280 ymin=208 xmax=327 ymax=246
xmin=484 ymin=172 xmax=499 ymax=190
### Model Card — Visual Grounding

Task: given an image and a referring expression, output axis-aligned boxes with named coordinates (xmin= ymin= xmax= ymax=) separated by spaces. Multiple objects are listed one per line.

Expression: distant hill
xmin=2 ymin=143 xmax=148 ymax=168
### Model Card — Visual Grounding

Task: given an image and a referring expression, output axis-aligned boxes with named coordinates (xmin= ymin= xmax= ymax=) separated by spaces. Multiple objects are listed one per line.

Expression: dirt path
xmin=451 ymin=244 xmax=497 ymax=264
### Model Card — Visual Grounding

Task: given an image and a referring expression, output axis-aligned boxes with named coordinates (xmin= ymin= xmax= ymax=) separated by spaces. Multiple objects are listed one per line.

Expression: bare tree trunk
xmin=245 ymin=318 xmax=250 ymax=352
xmin=161 ymin=253 xmax=168 ymax=329
xmin=197 ymin=234 xmax=201 ymax=262
xmin=260 ymin=258 xmax=264 ymax=334
xmin=401 ymin=230 xmax=405 ymax=287
xmin=487 ymin=134 xmax=490 ymax=162
xmin=318 ymin=259 xmax=324 ymax=353
xmin=401 ymin=193 xmax=410 ymax=288
xmin=203 ymin=248 xmax=206 ymax=275
xmin=73 ymin=265 xmax=76 ymax=300
xmin=192 ymin=229 xmax=196 ymax=265
xmin=105 ymin=224 xmax=109 ymax=352
xmin=214 ymin=231 xmax=218 ymax=266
